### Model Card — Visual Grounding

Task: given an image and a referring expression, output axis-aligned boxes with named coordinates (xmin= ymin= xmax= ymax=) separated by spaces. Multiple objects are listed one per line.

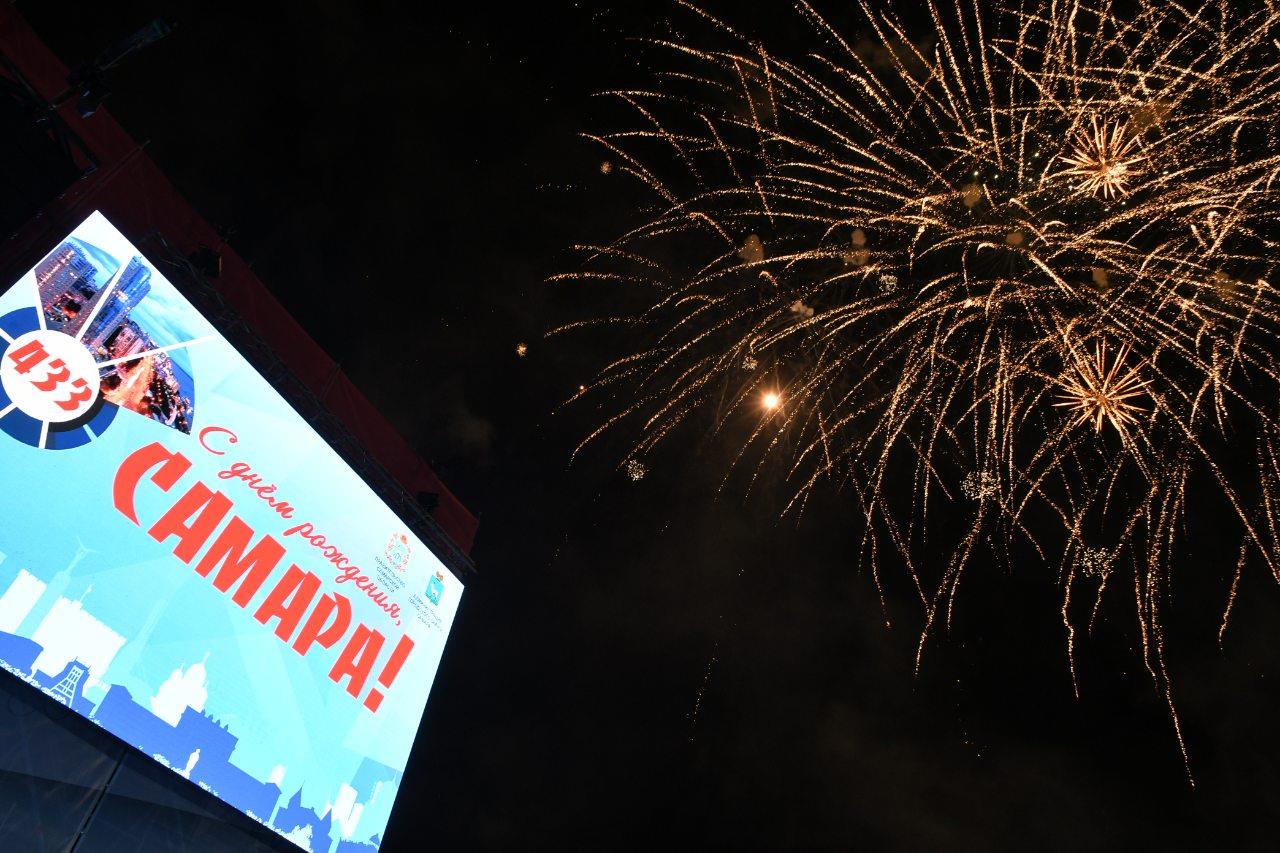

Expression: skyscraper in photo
xmin=36 ymin=239 xmax=119 ymax=330
xmin=84 ymin=256 xmax=152 ymax=351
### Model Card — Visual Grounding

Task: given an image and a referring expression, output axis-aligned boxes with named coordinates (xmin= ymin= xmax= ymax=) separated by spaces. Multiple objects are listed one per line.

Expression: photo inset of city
xmin=36 ymin=236 xmax=196 ymax=434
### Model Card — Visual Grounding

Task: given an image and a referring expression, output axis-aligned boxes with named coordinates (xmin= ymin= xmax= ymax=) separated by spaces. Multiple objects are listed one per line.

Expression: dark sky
xmin=19 ymin=1 xmax=1280 ymax=849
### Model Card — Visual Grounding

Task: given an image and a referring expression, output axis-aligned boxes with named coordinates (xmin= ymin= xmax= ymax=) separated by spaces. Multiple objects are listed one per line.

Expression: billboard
xmin=0 ymin=212 xmax=463 ymax=851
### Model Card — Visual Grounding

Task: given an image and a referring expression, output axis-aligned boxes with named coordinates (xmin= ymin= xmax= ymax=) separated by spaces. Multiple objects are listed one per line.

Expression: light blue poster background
xmin=0 ymin=212 xmax=463 ymax=852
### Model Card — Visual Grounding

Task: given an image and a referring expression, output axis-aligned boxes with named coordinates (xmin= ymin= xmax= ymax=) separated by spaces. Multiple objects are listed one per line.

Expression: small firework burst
xmin=1057 ymin=119 xmax=1145 ymax=199
xmin=1055 ymin=341 xmax=1149 ymax=437
xmin=741 ymin=354 xmax=758 ymax=371
xmin=515 ymin=342 xmax=529 ymax=358
xmin=1077 ymin=547 xmax=1112 ymax=580
xmin=877 ymin=273 xmax=899 ymax=293
xmin=961 ymin=470 xmax=998 ymax=502
xmin=625 ymin=458 xmax=647 ymax=481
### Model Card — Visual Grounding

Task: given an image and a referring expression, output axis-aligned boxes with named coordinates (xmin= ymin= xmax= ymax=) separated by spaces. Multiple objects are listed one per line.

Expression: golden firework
xmin=560 ymin=0 xmax=1280 ymax=777
xmin=1055 ymin=342 xmax=1149 ymax=436
xmin=1057 ymin=119 xmax=1145 ymax=199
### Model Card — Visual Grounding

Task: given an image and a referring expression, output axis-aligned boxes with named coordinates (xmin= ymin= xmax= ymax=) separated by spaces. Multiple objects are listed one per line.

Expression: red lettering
xmin=253 ymin=565 xmax=322 ymax=642
xmin=217 ymin=461 xmax=252 ymax=481
xmin=53 ymin=378 xmax=92 ymax=412
xmin=29 ymin=359 xmax=70 ymax=392
xmin=196 ymin=518 xmax=287 ymax=607
xmin=7 ymin=339 xmax=49 ymax=373
xmin=217 ymin=461 xmax=295 ymax=519
xmin=329 ymin=624 xmax=385 ymax=698
xmin=114 ymin=438 xmax=409 ymax=713
xmin=284 ymin=514 xmax=405 ymax=628
xmin=363 ymin=634 xmax=415 ymax=712
xmin=113 ymin=443 xmax=192 ymax=525
xmin=198 ymin=426 xmax=238 ymax=456
xmin=292 ymin=593 xmax=353 ymax=656
xmin=147 ymin=483 xmax=232 ymax=562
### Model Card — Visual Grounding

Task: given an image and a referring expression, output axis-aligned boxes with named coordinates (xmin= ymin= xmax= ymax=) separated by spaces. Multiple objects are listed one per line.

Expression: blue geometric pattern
xmin=0 ymin=308 xmax=120 ymax=450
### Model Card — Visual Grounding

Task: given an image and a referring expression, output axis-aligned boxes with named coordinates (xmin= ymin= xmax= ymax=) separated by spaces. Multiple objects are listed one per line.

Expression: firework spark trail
xmin=557 ymin=0 xmax=1280 ymax=779
xmin=689 ymin=640 xmax=720 ymax=742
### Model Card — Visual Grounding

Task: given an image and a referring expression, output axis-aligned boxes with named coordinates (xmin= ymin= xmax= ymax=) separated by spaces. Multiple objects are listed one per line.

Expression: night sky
xmin=20 ymin=1 xmax=1280 ymax=849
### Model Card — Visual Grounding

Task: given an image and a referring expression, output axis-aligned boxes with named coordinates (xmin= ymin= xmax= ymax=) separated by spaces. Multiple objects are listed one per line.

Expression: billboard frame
xmin=0 ymin=170 xmax=473 ymax=853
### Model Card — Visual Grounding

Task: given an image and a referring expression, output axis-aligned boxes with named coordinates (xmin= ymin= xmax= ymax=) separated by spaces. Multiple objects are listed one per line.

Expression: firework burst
xmin=1055 ymin=340 xmax=1149 ymax=437
xmin=556 ymin=0 xmax=1280 ymax=777
xmin=1057 ymin=119 xmax=1146 ymax=199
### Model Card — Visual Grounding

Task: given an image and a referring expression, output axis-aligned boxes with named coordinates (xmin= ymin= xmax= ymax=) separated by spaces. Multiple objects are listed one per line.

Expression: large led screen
xmin=0 ymin=212 xmax=463 ymax=851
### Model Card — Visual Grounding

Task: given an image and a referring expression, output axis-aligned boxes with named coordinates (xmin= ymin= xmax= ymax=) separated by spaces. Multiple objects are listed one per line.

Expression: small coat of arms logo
xmin=425 ymin=571 xmax=445 ymax=606
xmin=385 ymin=534 xmax=412 ymax=572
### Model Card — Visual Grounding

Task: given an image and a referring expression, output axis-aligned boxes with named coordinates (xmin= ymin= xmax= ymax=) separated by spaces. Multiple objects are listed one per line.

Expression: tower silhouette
xmin=40 ymin=659 xmax=93 ymax=715
xmin=50 ymin=661 xmax=86 ymax=705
